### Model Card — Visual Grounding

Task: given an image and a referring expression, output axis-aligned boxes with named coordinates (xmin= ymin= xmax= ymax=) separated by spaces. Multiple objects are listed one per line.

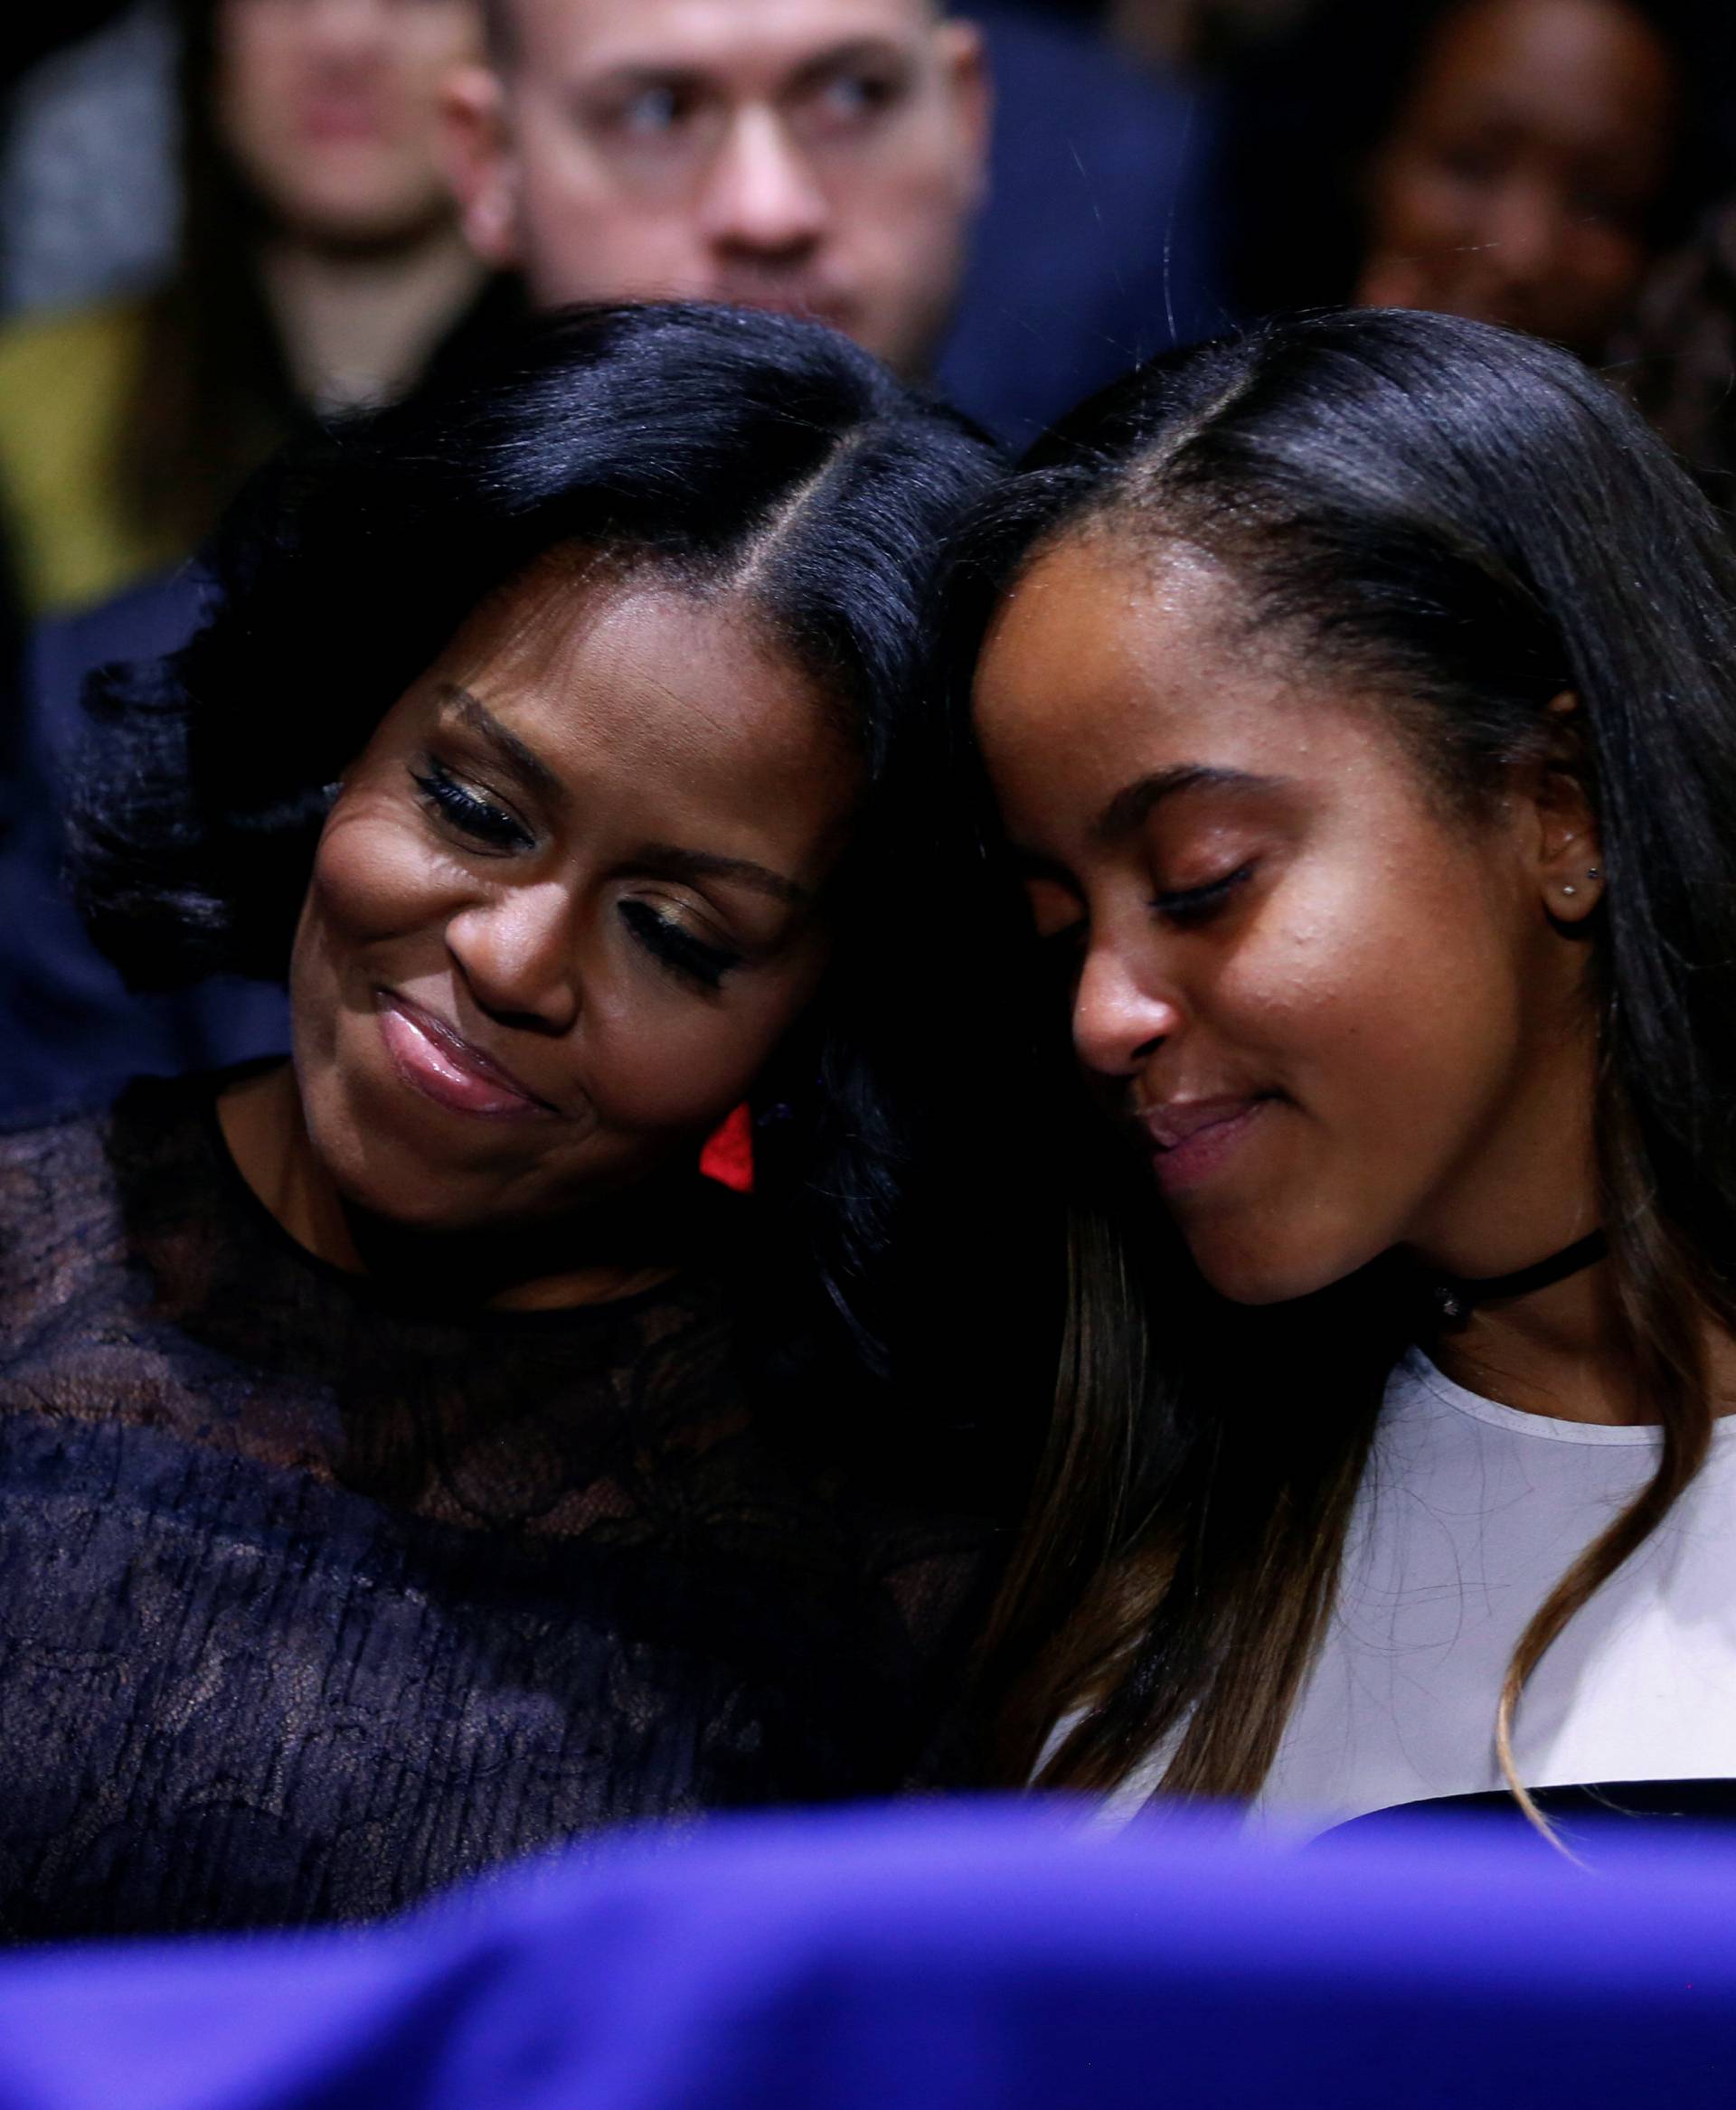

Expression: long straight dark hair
xmin=951 ymin=309 xmax=1736 ymax=1810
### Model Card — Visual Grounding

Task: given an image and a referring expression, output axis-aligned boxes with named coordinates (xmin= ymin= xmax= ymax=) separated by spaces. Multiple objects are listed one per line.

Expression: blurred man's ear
xmin=442 ymin=64 xmax=524 ymax=269
xmin=936 ymin=18 xmax=993 ymax=207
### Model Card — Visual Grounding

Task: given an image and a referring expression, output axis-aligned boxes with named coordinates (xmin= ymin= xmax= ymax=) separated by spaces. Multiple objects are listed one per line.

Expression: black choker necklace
xmin=1426 ymin=1229 xmax=1609 ymax=1326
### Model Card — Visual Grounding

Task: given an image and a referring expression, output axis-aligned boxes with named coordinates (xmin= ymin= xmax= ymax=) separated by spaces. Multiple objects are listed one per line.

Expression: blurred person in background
xmin=0 ymin=0 xmax=505 ymax=1116
xmin=0 ymin=0 xmax=493 ymax=627
xmin=1221 ymin=0 xmax=1714 ymax=365
xmin=443 ymin=0 xmax=990 ymax=381
xmin=442 ymin=0 xmax=1228 ymax=444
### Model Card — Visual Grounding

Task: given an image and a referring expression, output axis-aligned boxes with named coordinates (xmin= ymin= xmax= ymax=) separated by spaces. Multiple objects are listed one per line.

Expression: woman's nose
xmin=445 ymin=883 xmax=581 ymax=1034
xmin=1482 ymin=177 xmax=1561 ymax=290
xmin=1071 ymin=941 xmax=1183 ymax=1080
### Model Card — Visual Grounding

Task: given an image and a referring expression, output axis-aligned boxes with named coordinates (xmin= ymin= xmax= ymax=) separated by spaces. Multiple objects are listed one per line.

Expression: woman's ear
xmin=1522 ymin=692 xmax=1604 ymax=924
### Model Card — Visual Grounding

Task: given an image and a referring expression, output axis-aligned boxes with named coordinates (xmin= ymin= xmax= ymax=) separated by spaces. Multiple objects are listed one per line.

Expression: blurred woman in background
xmin=1222 ymin=0 xmax=1719 ymax=364
xmin=0 ymin=0 xmax=492 ymax=623
xmin=957 ymin=308 xmax=1736 ymax=1838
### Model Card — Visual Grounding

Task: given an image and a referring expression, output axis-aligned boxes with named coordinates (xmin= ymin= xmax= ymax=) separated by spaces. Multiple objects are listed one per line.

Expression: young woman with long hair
xmin=957 ymin=306 xmax=1736 ymax=1834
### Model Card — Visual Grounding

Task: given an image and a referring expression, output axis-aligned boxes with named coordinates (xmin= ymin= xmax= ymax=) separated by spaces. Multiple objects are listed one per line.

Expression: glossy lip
xmin=374 ymin=991 xmax=559 ymax=1123
xmin=1135 ymin=1094 xmax=1273 ymax=1198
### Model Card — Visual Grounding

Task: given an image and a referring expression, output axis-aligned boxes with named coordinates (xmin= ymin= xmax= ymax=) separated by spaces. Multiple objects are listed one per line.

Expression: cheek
xmin=586 ymin=951 xmax=828 ymax=1136
xmin=1220 ymin=865 xmax=1511 ymax=1096
xmin=520 ymin=184 xmax=674 ymax=299
xmin=1568 ymin=229 xmax=1644 ymax=304
xmin=1375 ymin=163 xmax=1470 ymax=249
xmin=289 ymin=802 xmax=451 ymax=1069
xmin=848 ymin=152 xmax=966 ymax=262
xmin=305 ymin=798 xmax=452 ymax=952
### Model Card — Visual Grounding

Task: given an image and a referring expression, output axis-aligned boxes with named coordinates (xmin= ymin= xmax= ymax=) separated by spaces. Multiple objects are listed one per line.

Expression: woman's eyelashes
xmin=1028 ymin=860 xmax=1257 ymax=964
xmin=618 ymin=898 xmax=744 ymax=993
xmin=410 ymin=755 xmax=750 ymax=995
xmin=411 ymin=757 xmax=535 ymax=853
xmin=1152 ymin=861 xmax=1256 ymax=928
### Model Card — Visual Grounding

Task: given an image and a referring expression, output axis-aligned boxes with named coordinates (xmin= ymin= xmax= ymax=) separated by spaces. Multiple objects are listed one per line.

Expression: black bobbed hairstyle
xmin=950 ymin=308 xmax=1736 ymax=1808
xmin=71 ymin=300 xmax=1001 ymax=1382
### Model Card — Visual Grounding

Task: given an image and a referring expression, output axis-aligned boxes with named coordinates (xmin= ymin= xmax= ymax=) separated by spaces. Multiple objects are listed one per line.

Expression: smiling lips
xmin=1136 ymin=1094 xmax=1271 ymax=1195
xmin=375 ymin=994 xmax=557 ymax=1121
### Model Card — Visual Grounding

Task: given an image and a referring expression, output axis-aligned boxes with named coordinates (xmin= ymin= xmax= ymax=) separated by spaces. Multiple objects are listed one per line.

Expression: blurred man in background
xmin=441 ymin=0 xmax=1223 ymax=439
xmin=444 ymin=0 xmax=987 ymax=380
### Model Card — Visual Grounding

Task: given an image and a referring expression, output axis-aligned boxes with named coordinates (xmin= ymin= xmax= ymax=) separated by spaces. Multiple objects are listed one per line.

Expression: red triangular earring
xmin=699 ymin=1103 xmax=754 ymax=1193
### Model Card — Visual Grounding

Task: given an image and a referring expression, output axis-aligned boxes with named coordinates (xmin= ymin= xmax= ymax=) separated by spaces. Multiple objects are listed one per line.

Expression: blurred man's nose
xmin=699 ymin=108 xmax=828 ymax=259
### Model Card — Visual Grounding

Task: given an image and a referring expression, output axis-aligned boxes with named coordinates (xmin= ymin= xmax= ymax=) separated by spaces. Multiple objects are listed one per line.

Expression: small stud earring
xmin=1587 ymin=867 xmax=1600 ymax=881
xmin=1561 ymin=885 xmax=1578 ymax=898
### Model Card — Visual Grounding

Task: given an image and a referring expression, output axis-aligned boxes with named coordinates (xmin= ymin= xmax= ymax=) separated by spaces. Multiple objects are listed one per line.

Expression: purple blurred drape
xmin=0 ymin=1801 xmax=1731 ymax=2106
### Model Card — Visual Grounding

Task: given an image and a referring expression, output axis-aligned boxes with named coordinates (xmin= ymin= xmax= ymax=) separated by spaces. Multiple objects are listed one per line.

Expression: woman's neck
xmin=217 ymin=1062 xmax=694 ymax=1312
xmin=1426 ymin=1253 xmax=1736 ymax=1428
xmin=259 ymin=221 xmax=485 ymax=411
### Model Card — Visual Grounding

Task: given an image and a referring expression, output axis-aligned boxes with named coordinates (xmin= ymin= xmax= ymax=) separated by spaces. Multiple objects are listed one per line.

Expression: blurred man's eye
xmin=586 ymin=80 xmax=702 ymax=144
xmin=803 ymin=65 xmax=905 ymax=135
xmin=619 ymin=83 xmax=689 ymax=136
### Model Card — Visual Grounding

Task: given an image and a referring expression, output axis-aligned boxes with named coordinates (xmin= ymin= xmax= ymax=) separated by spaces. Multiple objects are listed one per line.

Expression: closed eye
xmin=618 ymin=899 xmax=743 ymax=994
xmin=411 ymin=758 xmax=534 ymax=854
xmin=1153 ymin=862 xmax=1255 ymax=928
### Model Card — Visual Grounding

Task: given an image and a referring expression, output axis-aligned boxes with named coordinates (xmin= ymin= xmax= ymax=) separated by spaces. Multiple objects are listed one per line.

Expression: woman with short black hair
xmin=0 ymin=301 xmax=1000 ymax=1937
xmin=958 ymin=306 xmax=1736 ymax=1839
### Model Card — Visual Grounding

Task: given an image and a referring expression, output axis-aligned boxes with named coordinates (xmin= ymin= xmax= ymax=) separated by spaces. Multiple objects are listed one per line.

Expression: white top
xmin=1091 ymin=1350 xmax=1736 ymax=1838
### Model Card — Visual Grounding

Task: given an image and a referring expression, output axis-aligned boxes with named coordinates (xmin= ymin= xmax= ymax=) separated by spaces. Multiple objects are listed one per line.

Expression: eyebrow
xmin=788 ymin=37 xmax=913 ymax=90
xmin=439 ymin=684 xmax=564 ymax=801
xmin=636 ymin=843 xmax=813 ymax=911
xmin=587 ymin=38 xmax=910 ymax=98
xmin=437 ymin=685 xmax=811 ymax=909
xmin=1092 ymin=765 xmax=1286 ymax=845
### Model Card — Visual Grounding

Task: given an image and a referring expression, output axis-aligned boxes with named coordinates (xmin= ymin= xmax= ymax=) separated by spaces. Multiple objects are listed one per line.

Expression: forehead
xmin=1409 ymin=0 xmax=1673 ymax=144
xmin=434 ymin=564 xmax=857 ymax=847
xmin=511 ymin=0 xmax=933 ymax=75
xmin=976 ymin=530 xmax=1241 ymax=749
xmin=973 ymin=532 xmax=1383 ymax=843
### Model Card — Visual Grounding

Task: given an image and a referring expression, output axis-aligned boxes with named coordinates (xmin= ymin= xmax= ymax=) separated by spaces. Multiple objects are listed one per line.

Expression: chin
xmin=1183 ymin=1221 xmax=1359 ymax=1308
xmin=317 ymin=1130 xmax=476 ymax=1235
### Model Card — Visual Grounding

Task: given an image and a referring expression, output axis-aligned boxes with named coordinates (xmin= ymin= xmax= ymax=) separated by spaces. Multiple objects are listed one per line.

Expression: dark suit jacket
xmin=936 ymin=3 xmax=1229 ymax=446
